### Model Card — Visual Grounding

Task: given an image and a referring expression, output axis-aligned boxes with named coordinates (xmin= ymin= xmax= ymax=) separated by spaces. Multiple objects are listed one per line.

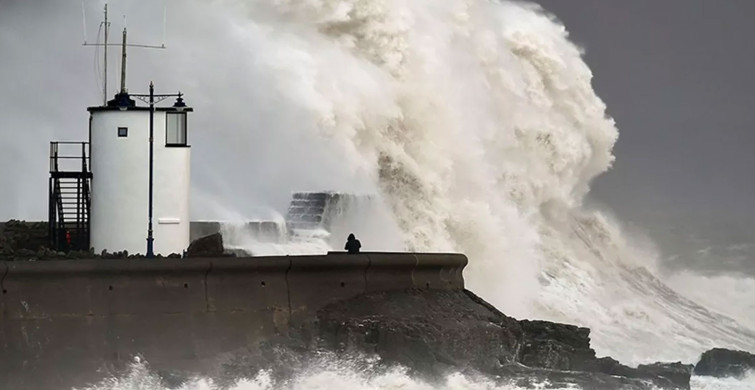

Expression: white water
xmin=691 ymin=372 xmax=755 ymax=390
xmin=77 ymin=359 xmax=753 ymax=390
xmin=78 ymin=359 xmax=582 ymax=390
xmin=169 ymin=0 xmax=755 ymax=365
xmin=220 ymin=192 xmax=405 ymax=254
xmin=665 ymin=271 xmax=755 ymax=331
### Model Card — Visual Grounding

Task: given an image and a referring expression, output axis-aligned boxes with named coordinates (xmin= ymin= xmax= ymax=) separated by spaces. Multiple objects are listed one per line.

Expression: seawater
xmin=77 ymin=359 xmax=754 ymax=390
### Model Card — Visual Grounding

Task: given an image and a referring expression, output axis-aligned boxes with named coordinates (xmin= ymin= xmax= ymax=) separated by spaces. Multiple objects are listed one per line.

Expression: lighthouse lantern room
xmin=48 ymin=13 xmax=192 ymax=257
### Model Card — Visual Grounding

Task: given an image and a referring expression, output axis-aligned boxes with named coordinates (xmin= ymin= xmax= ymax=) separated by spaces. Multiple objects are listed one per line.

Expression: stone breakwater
xmin=1 ymin=252 xmax=695 ymax=390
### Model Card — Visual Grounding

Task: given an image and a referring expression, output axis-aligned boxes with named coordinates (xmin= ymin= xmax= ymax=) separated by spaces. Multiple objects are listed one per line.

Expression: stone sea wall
xmin=0 ymin=253 xmax=464 ymax=389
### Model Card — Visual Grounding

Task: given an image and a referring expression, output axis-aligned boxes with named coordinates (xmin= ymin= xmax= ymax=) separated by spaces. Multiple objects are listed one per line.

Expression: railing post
xmin=81 ymin=142 xmax=86 ymax=172
xmin=146 ymin=82 xmax=155 ymax=258
xmin=48 ymin=177 xmax=54 ymax=250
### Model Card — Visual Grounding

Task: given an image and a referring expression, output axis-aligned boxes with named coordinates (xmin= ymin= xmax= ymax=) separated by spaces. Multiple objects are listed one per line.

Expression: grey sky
xmin=537 ymin=0 xmax=755 ymax=226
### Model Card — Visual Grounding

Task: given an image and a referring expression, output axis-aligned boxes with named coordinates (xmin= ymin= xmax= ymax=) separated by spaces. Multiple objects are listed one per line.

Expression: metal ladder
xmin=48 ymin=142 xmax=92 ymax=252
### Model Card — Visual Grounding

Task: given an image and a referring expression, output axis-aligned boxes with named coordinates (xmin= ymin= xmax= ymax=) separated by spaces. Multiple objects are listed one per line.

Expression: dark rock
xmin=581 ymin=356 xmax=692 ymax=389
xmin=594 ymin=356 xmax=637 ymax=378
xmin=0 ymin=220 xmax=191 ymax=260
xmin=694 ymin=348 xmax=755 ymax=378
xmin=513 ymin=315 xmax=690 ymax=388
xmin=308 ymin=289 xmax=522 ymax=379
xmin=518 ymin=319 xmax=595 ymax=371
xmin=1 ymin=220 xmax=49 ymax=260
xmin=0 ymin=220 xmax=48 ymax=252
xmin=185 ymin=233 xmax=225 ymax=258
xmin=637 ymin=362 xmax=693 ymax=389
xmin=276 ymin=289 xmax=689 ymax=389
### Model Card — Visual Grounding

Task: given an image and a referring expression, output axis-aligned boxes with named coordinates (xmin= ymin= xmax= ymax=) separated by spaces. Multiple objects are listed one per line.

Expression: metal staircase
xmin=48 ymin=142 xmax=92 ymax=252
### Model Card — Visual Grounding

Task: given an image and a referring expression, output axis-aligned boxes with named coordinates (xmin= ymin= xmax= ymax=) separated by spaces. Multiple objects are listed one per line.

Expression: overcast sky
xmin=536 ymin=0 xmax=755 ymax=228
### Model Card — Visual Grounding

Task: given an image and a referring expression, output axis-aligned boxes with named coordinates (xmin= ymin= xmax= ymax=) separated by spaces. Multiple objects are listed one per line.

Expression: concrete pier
xmin=0 ymin=252 xmax=466 ymax=389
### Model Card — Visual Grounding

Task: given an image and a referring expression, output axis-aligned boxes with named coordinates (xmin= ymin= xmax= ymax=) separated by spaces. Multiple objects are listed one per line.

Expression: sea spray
xmin=77 ymin=358 xmax=755 ymax=390
xmin=178 ymin=0 xmax=755 ymax=364
xmin=76 ymin=357 xmax=584 ymax=390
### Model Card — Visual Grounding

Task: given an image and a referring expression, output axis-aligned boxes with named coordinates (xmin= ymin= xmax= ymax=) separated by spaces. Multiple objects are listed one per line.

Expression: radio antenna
xmin=102 ymin=4 xmax=109 ymax=105
xmin=83 ymin=3 xmax=168 ymax=105
xmin=81 ymin=1 xmax=88 ymax=44
xmin=81 ymin=4 xmax=110 ymax=105
xmin=162 ymin=1 xmax=168 ymax=48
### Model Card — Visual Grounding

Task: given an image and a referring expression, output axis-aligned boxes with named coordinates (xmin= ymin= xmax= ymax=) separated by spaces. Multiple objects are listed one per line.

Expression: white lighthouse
xmin=86 ymin=27 xmax=192 ymax=256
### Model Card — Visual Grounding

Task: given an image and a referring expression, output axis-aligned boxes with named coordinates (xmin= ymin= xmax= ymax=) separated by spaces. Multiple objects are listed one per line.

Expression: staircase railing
xmin=48 ymin=142 xmax=92 ymax=252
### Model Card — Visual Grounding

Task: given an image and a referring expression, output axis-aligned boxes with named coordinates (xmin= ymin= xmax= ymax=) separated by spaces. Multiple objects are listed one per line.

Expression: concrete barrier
xmin=413 ymin=253 xmax=467 ymax=290
xmin=0 ymin=252 xmax=467 ymax=390
xmin=365 ymin=252 xmax=417 ymax=292
xmin=2 ymin=259 xmax=211 ymax=317
xmin=205 ymin=256 xmax=291 ymax=349
xmin=1 ymin=259 xmax=214 ymax=390
xmin=288 ymin=253 xmax=369 ymax=321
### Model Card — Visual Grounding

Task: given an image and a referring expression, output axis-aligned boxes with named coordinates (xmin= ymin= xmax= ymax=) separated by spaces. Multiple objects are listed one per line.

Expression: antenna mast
xmin=103 ymin=4 xmax=110 ymax=105
xmin=83 ymin=2 xmax=167 ymax=105
xmin=120 ymin=28 xmax=127 ymax=94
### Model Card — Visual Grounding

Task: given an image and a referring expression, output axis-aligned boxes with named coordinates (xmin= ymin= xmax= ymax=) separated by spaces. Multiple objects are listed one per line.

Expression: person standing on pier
xmin=345 ymin=233 xmax=361 ymax=254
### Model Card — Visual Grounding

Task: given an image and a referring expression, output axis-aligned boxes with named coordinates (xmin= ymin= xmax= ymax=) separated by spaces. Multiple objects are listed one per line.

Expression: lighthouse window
xmin=166 ymin=112 xmax=187 ymax=146
xmin=118 ymin=127 xmax=128 ymax=137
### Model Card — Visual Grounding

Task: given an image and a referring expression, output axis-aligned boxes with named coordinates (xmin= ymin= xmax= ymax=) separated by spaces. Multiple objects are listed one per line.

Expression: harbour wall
xmin=0 ymin=252 xmax=467 ymax=390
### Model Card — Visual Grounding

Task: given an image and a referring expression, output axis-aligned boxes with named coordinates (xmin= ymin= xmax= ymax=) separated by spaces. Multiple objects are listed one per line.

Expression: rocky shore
xmin=693 ymin=348 xmax=755 ymax=379
xmin=212 ymin=289 xmax=693 ymax=390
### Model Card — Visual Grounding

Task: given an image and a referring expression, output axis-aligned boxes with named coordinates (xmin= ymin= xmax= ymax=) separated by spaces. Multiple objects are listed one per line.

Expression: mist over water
xmin=2 ymin=0 xmax=755 ymax=388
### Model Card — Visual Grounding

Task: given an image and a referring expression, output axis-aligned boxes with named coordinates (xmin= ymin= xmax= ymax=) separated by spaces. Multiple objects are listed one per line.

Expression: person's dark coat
xmin=345 ymin=233 xmax=361 ymax=254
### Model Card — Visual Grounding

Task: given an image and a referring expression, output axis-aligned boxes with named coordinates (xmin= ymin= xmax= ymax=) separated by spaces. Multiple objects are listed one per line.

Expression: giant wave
xmin=176 ymin=0 xmax=755 ymax=365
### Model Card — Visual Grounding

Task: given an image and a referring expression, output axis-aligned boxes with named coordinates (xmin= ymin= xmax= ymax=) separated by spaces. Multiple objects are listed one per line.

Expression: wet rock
xmin=0 ymin=220 xmax=50 ymax=260
xmin=185 ymin=233 xmax=225 ymax=258
xmin=694 ymin=348 xmax=755 ymax=378
xmin=294 ymin=289 xmax=689 ymax=389
xmin=515 ymin=319 xmax=690 ymax=388
xmin=594 ymin=356 xmax=638 ymax=377
xmin=308 ymin=289 xmax=522 ymax=378
xmin=637 ymin=362 xmax=693 ymax=389
xmin=0 ymin=220 xmax=48 ymax=252
xmin=518 ymin=320 xmax=596 ymax=371
xmin=100 ymin=250 xmax=133 ymax=259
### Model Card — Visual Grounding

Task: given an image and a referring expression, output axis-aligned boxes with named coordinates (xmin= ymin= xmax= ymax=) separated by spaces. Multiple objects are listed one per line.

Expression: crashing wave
xmin=179 ymin=0 xmax=755 ymax=365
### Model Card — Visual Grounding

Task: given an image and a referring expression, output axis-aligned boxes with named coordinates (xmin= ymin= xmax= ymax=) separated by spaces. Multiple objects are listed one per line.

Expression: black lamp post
xmin=132 ymin=82 xmax=184 ymax=258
